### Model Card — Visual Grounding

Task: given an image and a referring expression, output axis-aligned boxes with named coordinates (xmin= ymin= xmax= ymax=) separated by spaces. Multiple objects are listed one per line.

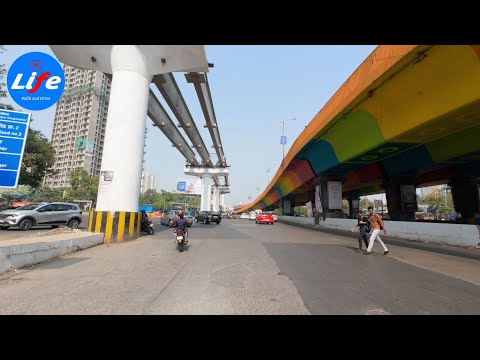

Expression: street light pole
xmin=281 ymin=117 xmax=296 ymax=159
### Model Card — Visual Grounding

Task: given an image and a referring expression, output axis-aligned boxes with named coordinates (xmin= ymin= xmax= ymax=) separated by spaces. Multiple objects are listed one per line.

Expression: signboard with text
xmin=280 ymin=136 xmax=287 ymax=145
xmin=0 ymin=109 xmax=31 ymax=188
xmin=327 ymin=181 xmax=343 ymax=210
xmin=176 ymin=177 xmax=202 ymax=195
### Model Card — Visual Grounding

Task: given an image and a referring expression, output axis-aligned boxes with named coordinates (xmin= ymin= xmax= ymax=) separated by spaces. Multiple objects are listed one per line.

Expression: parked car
xmin=0 ymin=202 xmax=82 ymax=231
xmin=240 ymin=213 xmax=249 ymax=219
xmin=161 ymin=210 xmax=193 ymax=227
xmin=249 ymin=212 xmax=257 ymax=220
xmin=255 ymin=212 xmax=275 ymax=225
xmin=195 ymin=211 xmax=221 ymax=224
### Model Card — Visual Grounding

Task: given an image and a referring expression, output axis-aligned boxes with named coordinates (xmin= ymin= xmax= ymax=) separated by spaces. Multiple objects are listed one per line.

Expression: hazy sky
xmin=1 ymin=45 xmax=379 ymax=206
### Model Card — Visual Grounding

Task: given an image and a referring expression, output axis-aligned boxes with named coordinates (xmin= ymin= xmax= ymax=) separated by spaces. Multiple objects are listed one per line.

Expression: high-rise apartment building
xmin=43 ymin=65 xmax=111 ymax=187
xmin=141 ymin=172 xmax=156 ymax=194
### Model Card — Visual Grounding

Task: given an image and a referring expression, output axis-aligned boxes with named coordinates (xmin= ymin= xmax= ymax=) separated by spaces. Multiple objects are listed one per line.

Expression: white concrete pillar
xmin=220 ymin=194 xmax=225 ymax=209
xmin=201 ymin=174 xmax=213 ymax=211
xmin=96 ymin=45 xmax=153 ymax=212
xmin=213 ymin=186 xmax=220 ymax=212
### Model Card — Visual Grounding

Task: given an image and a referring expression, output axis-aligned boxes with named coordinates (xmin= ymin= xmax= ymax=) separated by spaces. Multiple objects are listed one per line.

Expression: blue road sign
xmin=177 ymin=181 xmax=186 ymax=192
xmin=0 ymin=109 xmax=31 ymax=188
xmin=280 ymin=136 xmax=287 ymax=145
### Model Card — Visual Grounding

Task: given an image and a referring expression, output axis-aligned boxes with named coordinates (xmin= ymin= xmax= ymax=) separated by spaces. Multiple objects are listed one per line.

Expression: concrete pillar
xmin=220 ymin=194 xmax=225 ymax=209
xmin=313 ymin=176 xmax=329 ymax=220
xmin=184 ymin=166 xmax=229 ymax=211
xmin=449 ymin=174 xmax=478 ymax=224
xmin=384 ymin=176 xmax=417 ymax=221
xmin=283 ymin=197 xmax=295 ymax=216
xmin=201 ymin=174 xmax=213 ymax=211
xmin=213 ymin=186 xmax=220 ymax=212
xmin=348 ymin=196 xmax=360 ymax=218
xmin=96 ymin=46 xmax=152 ymax=213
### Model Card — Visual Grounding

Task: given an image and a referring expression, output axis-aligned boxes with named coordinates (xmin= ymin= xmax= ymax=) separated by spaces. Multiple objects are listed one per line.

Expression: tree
xmin=26 ymin=187 xmax=66 ymax=202
xmin=63 ymin=168 xmax=99 ymax=205
xmin=359 ymin=197 xmax=369 ymax=210
xmin=440 ymin=205 xmax=452 ymax=213
xmin=18 ymin=129 xmax=56 ymax=188
xmin=342 ymin=199 xmax=350 ymax=214
xmin=140 ymin=189 xmax=157 ymax=205
xmin=0 ymin=45 xmax=14 ymax=110
xmin=424 ymin=193 xmax=443 ymax=212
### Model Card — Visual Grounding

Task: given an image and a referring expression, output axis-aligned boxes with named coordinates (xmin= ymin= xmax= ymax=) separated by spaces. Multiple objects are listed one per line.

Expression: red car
xmin=255 ymin=212 xmax=274 ymax=225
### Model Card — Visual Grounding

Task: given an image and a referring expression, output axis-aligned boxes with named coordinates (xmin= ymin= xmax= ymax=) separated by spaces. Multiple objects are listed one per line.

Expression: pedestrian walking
xmin=351 ymin=210 xmax=370 ymax=252
xmin=364 ymin=206 xmax=389 ymax=255
xmin=313 ymin=207 xmax=320 ymax=227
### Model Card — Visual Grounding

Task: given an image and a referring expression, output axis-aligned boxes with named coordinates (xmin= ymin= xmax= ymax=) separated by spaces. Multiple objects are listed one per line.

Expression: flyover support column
xmin=213 ymin=186 xmax=220 ymax=212
xmin=282 ymin=197 xmax=295 ymax=216
xmin=220 ymin=194 xmax=225 ymax=210
xmin=384 ymin=176 xmax=417 ymax=221
xmin=201 ymin=175 xmax=213 ymax=211
xmin=313 ymin=176 xmax=329 ymax=220
xmin=93 ymin=46 xmax=152 ymax=242
xmin=449 ymin=174 xmax=479 ymax=224
xmin=184 ymin=166 xmax=230 ymax=212
xmin=348 ymin=195 xmax=360 ymax=218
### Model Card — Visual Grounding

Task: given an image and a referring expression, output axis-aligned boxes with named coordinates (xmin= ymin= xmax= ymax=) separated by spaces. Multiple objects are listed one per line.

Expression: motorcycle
xmin=175 ymin=228 xmax=187 ymax=252
xmin=141 ymin=219 xmax=155 ymax=235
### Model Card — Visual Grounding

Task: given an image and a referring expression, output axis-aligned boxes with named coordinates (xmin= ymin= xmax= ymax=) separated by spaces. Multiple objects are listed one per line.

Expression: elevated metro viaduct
xmin=237 ymin=45 xmax=480 ymax=225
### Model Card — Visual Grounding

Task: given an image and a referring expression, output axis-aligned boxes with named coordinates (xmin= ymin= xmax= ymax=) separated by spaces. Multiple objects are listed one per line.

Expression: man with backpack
xmin=365 ymin=206 xmax=389 ymax=255
xmin=352 ymin=210 xmax=370 ymax=253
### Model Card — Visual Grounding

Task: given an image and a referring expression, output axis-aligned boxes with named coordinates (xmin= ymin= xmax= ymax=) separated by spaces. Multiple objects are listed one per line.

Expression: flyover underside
xmin=240 ymin=45 xmax=480 ymax=212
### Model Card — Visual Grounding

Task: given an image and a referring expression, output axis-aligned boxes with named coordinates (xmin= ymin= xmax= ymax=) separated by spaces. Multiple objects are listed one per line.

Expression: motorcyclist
xmin=140 ymin=210 xmax=149 ymax=227
xmin=172 ymin=211 xmax=188 ymax=243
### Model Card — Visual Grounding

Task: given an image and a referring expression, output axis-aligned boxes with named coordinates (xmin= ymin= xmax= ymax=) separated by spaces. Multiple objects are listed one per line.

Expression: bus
xmin=415 ymin=211 xmax=435 ymax=221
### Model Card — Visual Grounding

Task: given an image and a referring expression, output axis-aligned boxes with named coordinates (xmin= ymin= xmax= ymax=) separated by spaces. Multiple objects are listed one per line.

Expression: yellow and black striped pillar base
xmin=88 ymin=211 xmax=141 ymax=244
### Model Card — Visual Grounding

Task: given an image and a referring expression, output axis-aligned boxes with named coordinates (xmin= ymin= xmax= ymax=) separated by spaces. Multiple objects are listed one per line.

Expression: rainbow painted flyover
xmin=237 ymin=45 xmax=480 ymax=213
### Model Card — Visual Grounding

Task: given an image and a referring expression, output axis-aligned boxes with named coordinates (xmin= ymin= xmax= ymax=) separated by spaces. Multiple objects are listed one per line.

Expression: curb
xmin=0 ymin=232 xmax=104 ymax=275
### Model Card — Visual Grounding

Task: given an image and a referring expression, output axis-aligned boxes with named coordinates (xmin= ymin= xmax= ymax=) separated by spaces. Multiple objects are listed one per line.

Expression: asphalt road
xmin=1 ymin=219 xmax=480 ymax=314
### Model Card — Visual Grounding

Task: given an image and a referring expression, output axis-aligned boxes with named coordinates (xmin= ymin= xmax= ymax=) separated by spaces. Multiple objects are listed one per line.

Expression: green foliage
xmin=440 ymin=205 xmax=452 ymax=213
xmin=26 ymin=187 xmax=66 ymax=202
xmin=139 ymin=189 xmax=200 ymax=211
xmin=0 ymin=45 xmax=15 ymax=110
xmin=294 ymin=206 xmax=307 ymax=217
xmin=18 ymin=129 xmax=56 ymax=188
xmin=423 ymin=193 xmax=443 ymax=212
xmin=63 ymin=168 xmax=99 ymax=205
xmin=359 ymin=197 xmax=369 ymax=210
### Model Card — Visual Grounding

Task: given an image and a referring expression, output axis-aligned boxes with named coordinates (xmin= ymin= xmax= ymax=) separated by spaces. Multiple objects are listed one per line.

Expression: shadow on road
xmin=37 ymin=257 xmax=90 ymax=270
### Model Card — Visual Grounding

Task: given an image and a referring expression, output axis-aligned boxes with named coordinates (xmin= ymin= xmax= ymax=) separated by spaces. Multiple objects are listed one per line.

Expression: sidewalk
xmin=280 ymin=219 xmax=480 ymax=261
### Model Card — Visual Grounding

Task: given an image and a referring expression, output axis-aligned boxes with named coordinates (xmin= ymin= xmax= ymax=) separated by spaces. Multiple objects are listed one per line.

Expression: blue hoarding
xmin=0 ymin=110 xmax=31 ymax=188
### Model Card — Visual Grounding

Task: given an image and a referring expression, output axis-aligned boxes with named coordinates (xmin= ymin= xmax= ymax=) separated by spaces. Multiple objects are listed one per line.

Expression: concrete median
xmin=0 ymin=231 xmax=104 ymax=275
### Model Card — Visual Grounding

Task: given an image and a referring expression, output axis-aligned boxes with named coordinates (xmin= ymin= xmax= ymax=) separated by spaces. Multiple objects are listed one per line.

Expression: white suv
xmin=0 ymin=202 xmax=82 ymax=231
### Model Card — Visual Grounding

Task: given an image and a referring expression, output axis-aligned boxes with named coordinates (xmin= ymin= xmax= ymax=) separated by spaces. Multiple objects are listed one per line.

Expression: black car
xmin=195 ymin=211 xmax=221 ymax=224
